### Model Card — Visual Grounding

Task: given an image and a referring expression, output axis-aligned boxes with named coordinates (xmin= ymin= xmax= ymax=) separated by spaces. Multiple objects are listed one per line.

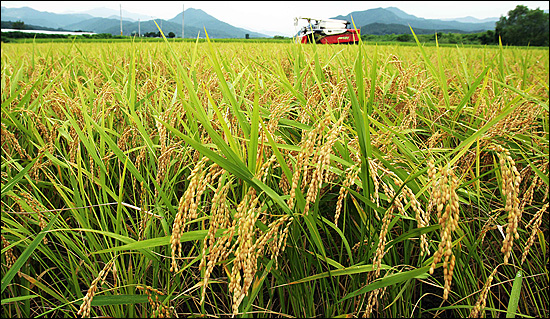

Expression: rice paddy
xmin=1 ymin=34 xmax=548 ymax=318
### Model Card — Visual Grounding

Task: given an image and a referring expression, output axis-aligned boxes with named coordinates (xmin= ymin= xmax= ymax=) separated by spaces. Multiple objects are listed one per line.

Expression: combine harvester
xmin=294 ymin=17 xmax=360 ymax=44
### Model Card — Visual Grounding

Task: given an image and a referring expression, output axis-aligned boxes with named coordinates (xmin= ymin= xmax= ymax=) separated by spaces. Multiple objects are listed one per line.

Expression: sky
xmin=3 ymin=1 xmax=549 ymax=36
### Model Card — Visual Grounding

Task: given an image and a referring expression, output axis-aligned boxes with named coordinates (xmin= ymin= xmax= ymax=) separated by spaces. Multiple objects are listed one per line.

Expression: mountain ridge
xmin=1 ymin=6 xmax=268 ymax=38
xmin=2 ymin=5 xmax=510 ymax=37
xmin=332 ymin=7 xmax=497 ymax=32
xmin=1 ymin=6 xmax=94 ymax=29
xmin=63 ymin=7 xmax=152 ymax=22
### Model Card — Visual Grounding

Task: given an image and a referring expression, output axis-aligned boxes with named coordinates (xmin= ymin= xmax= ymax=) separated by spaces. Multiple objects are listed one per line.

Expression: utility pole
xmin=185 ymin=3 xmax=188 ymax=39
xmin=120 ymin=4 xmax=123 ymax=36
xmin=138 ymin=19 xmax=140 ymax=37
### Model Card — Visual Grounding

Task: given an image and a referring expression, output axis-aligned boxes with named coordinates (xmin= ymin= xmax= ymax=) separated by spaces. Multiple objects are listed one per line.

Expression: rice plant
xmin=1 ymin=34 xmax=548 ymax=318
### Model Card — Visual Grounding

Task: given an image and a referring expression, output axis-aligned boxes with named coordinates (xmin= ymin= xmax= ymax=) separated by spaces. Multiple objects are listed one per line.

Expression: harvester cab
xmin=294 ymin=17 xmax=360 ymax=44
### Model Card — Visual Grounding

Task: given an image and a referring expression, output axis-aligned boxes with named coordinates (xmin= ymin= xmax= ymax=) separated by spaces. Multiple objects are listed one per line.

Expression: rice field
xmin=1 ymin=34 xmax=548 ymax=318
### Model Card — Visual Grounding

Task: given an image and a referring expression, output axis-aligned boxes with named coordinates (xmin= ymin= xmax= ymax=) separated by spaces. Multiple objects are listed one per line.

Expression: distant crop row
xmin=1 ymin=35 xmax=548 ymax=318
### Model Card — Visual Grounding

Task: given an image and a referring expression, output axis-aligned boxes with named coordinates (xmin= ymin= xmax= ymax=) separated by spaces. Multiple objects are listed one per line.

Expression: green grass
xmin=1 ymin=36 xmax=548 ymax=318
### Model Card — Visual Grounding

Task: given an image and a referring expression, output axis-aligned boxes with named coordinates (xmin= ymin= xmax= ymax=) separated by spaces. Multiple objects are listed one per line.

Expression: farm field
xmin=1 ymin=36 xmax=548 ymax=318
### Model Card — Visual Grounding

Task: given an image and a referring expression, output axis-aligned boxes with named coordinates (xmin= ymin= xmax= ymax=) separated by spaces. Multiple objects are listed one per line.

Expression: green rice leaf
xmin=1 ymin=211 xmax=60 ymax=293
xmin=339 ymin=265 xmax=431 ymax=302
xmin=506 ymin=270 xmax=523 ymax=318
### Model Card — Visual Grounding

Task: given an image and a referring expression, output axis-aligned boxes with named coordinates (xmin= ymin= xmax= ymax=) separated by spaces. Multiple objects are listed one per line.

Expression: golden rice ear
xmin=199 ymin=177 xmax=230 ymax=303
xmin=1 ymin=234 xmax=17 ymax=269
xmin=287 ymin=123 xmax=314 ymax=210
xmin=170 ymin=156 xmax=209 ymax=272
xmin=1 ymin=122 xmax=30 ymax=159
xmin=136 ymin=285 xmax=173 ymax=318
xmin=335 ymin=163 xmax=360 ymax=227
xmin=427 ymin=164 xmax=460 ymax=300
xmin=17 ymin=191 xmax=48 ymax=244
xmin=521 ymin=203 xmax=548 ymax=264
xmin=469 ymin=266 xmax=499 ymax=318
xmin=77 ymin=260 xmax=115 ymax=318
xmin=402 ymin=182 xmax=430 ymax=256
xmin=488 ymin=144 xmax=522 ymax=265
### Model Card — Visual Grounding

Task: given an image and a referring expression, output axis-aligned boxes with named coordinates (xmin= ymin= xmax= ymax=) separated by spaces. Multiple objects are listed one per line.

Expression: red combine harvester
xmin=294 ymin=17 xmax=360 ymax=44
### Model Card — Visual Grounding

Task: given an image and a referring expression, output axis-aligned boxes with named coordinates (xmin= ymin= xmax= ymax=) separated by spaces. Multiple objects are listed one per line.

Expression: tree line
xmin=361 ymin=5 xmax=548 ymax=46
xmin=361 ymin=31 xmax=499 ymax=45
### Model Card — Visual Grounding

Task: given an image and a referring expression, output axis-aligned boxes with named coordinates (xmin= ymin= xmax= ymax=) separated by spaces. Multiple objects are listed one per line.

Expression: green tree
xmin=12 ymin=20 xmax=25 ymax=29
xmin=94 ymin=33 xmax=112 ymax=39
xmin=396 ymin=34 xmax=412 ymax=42
xmin=168 ymin=32 xmax=175 ymax=38
xmin=478 ymin=30 xmax=497 ymax=45
xmin=431 ymin=32 xmax=442 ymax=42
xmin=495 ymin=5 xmax=549 ymax=46
xmin=446 ymin=32 xmax=461 ymax=44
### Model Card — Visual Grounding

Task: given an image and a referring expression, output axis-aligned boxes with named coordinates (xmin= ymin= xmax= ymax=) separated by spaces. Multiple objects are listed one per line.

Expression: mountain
xmin=332 ymin=7 xmax=496 ymax=33
xmin=63 ymin=18 xmax=203 ymax=38
xmin=2 ymin=5 xmax=509 ymax=38
xmin=63 ymin=7 xmax=152 ymax=22
xmin=168 ymin=8 xmax=267 ymax=38
xmin=361 ymin=23 xmax=478 ymax=35
xmin=62 ymin=17 xmax=121 ymax=34
xmin=385 ymin=7 xmax=499 ymax=24
xmin=106 ymin=15 xmax=135 ymax=22
xmin=441 ymin=16 xmax=499 ymax=23
xmin=1 ymin=20 xmax=70 ymax=31
xmin=1 ymin=6 xmax=93 ymax=29
xmin=383 ymin=7 xmax=421 ymax=21
xmin=1 ymin=6 xmax=268 ymax=38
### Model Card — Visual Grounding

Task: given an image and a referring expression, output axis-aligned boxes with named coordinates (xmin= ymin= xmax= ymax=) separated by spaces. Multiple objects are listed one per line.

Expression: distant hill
xmin=1 ymin=6 xmax=93 ymax=29
xmin=168 ymin=8 xmax=267 ymax=38
xmin=440 ymin=16 xmax=499 ymax=23
xmin=63 ymin=7 xmax=151 ymax=22
xmin=63 ymin=17 xmax=121 ymax=34
xmin=332 ymin=7 xmax=496 ymax=33
xmin=361 ymin=23 xmax=480 ymax=35
xmin=1 ymin=6 xmax=268 ymax=38
xmin=1 ymin=20 xmax=70 ymax=31
xmin=64 ymin=18 xmax=209 ymax=38
xmin=3 ymin=5 xmax=514 ymax=38
xmin=383 ymin=7 xmax=422 ymax=21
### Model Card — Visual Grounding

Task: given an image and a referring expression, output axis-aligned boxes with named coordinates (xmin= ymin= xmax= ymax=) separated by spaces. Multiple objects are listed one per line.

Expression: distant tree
xmin=446 ymin=32 xmax=461 ymax=44
xmin=168 ymin=32 xmax=175 ymax=38
xmin=396 ymin=34 xmax=412 ymax=42
xmin=458 ymin=33 xmax=480 ymax=44
xmin=94 ymin=33 xmax=112 ymax=39
xmin=495 ymin=5 xmax=549 ymax=46
xmin=245 ymin=34 xmax=250 ymax=39
xmin=431 ymin=32 xmax=442 ymax=41
xmin=12 ymin=20 xmax=25 ymax=30
xmin=273 ymin=35 xmax=286 ymax=39
xmin=478 ymin=30 xmax=496 ymax=45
